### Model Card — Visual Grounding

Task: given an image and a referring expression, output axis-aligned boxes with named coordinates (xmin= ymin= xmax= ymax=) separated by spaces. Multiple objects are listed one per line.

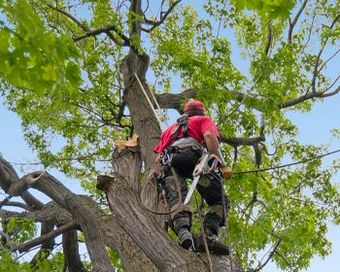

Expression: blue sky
xmin=0 ymin=0 xmax=339 ymax=270
xmin=1 ymin=89 xmax=339 ymax=271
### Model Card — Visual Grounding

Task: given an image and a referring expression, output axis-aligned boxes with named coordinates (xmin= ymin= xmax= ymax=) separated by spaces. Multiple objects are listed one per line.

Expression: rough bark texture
xmin=1 ymin=147 xmax=243 ymax=272
xmin=97 ymin=144 xmax=243 ymax=272
xmin=0 ymin=1 xmax=243 ymax=271
xmin=62 ymin=230 xmax=87 ymax=272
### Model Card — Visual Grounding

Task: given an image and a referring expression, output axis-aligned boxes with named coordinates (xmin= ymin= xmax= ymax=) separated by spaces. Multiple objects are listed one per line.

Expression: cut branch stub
xmin=96 ymin=174 xmax=116 ymax=192
xmin=97 ymin=135 xmax=141 ymax=192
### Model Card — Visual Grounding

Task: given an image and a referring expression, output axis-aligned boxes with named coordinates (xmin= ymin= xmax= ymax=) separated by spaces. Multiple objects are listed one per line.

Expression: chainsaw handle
xmin=192 ymin=153 xmax=209 ymax=176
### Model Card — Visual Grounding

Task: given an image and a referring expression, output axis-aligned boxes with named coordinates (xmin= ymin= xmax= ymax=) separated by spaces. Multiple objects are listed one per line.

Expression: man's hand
xmin=220 ymin=165 xmax=232 ymax=180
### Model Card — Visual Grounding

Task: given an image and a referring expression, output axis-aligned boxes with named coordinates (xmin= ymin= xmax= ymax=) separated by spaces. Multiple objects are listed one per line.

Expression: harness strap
xmin=172 ymin=114 xmax=189 ymax=142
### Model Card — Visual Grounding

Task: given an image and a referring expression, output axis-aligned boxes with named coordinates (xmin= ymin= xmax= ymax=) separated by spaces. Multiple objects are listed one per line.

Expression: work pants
xmin=162 ymin=147 xmax=229 ymax=236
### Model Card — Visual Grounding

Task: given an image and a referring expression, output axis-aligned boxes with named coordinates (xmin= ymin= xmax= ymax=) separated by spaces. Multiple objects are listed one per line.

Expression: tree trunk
xmin=97 ymin=142 xmax=243 ymax=272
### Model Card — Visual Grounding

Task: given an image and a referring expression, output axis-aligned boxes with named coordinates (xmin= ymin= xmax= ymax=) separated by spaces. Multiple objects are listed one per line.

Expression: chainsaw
xmin=184 ymin=152 xmax=222 ymax=205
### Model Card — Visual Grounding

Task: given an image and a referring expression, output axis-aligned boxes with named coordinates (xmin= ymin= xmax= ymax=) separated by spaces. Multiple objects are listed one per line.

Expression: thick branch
xmin=220 ymin=135 xmax=265 ymax=148
xmin=73 ymin=24 xmax=129 ymax=46
xmin=16 ymin=222 xmax=78 ymax=253
xmin=63 ymin=230 xmax=88 ymax=272
xmin=1 ymin=162 xmax=115 ymax=272
xmin=280 ymin=84 xmax=340 ymax=108
xmin=1 ymin=201 xmax=29 ymax=210
xmin=129 ymin=0 xmax=143 ymax=37
xmin=30 ymin=223 xmax=55 ymax=266
xmin=0 ymin=157 xmax=43 ymax=210
xmin=155 ymin=88 xmax=198 ymax=112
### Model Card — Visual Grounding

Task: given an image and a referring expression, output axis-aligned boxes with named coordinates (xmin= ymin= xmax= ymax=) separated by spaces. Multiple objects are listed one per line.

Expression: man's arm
xmin=204 ymin=131 xmax=232 ymax=180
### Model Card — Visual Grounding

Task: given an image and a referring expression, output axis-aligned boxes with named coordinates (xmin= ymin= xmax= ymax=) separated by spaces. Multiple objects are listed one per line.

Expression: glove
xmin=220 ymin=165 xmax=232 ymax=180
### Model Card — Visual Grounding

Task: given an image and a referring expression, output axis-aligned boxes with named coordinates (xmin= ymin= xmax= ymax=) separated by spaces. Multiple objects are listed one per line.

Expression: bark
xmin=0 ymin=2 xmax=243 ymax=271
xmin=98 ymin=143 xmax=243 ymax=272
xmin=62 ymin=230 xmax=88 ymax=272
xmin=0 ymin=140 xmax=244 ymax=272
xmin=0 ymin=157 xmax=158 ymax=271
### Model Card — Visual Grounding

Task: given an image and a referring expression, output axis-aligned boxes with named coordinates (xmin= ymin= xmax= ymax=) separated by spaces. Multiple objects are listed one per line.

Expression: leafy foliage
xmin=0 ymin=251 xmax=65 ymax=272
xmin=0 ymin=0 xmax=339 ymax=271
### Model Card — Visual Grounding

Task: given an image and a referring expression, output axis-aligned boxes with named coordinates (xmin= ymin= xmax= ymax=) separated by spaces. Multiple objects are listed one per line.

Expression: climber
xmin=153 ymin=99 xmax=232 ymax=254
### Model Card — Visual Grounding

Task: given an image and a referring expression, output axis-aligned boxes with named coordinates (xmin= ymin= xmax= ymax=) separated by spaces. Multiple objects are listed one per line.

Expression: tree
xmin=0 ymin=0 xmax=339 ymax=271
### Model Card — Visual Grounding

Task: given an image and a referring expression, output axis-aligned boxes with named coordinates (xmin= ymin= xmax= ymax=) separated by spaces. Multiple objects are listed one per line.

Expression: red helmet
xmin=183 ymin=99 xmax=205 ymax=112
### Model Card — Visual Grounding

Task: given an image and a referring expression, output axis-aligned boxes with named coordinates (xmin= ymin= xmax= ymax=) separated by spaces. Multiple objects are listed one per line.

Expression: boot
xmin=195 ymin=227 xmax=229 ymax=255
xmin=172 ymin=209 xmax=193 ymax=250
xmin=177 ymin=227 xmax=193 ymax=249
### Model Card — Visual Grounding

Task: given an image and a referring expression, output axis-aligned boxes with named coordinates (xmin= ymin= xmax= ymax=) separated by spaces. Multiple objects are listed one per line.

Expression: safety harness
xmin=172 ymin=114 xmax=189 ymax=141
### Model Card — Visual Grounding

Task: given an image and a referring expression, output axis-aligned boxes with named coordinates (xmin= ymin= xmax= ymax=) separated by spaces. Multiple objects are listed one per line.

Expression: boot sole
xmin=195 ymin=237 xmax=229 ymax=255
xmin=180 ymin=237 xmax=193 ymax=249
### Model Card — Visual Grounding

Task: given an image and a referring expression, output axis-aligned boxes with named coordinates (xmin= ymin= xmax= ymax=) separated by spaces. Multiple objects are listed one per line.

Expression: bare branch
xmin=47 ymin=4 xmax=130 ymax=46
xmin=253 ymin=238 xmax=282 ymax=272
xmin=280 ymin=83 xmax=340 ymax=108
xmin=321 ymin=79 xmax=340 ymax=96
xmin=0 ymin=209 xmax=26 ymax=219
xmin=2 ymin=201 xmax=29 ymax=211
xmin=220 ymin=135 xmax=266 ymax=148
xmin=302 ymin=10 xmax=317 ymax=50
xmin=0 ymin=230 xmax=13 ymax=244
xmin=47 ymin=4 xmax=89 ymax=32
xmin=288 ymin=0 xmax=308 ymax=43
xmin=143 ymin=0 xmax=182 ymax=32
xmin=317 ymin=48 xmax=340 ymax=74
xmin=311 ymin=14 xmax=339 ymax=93
xmin=30 ymin=223 xmax=55 ymax=266
xmin=265 ymin=22 xmax=272 ymax=55
xmin=0 ymin=157 xmax=43 ymax=210
xmin=73 ymin=24 xmax=129 ymax=46
xmin=16 ymin=222 xmax=79 ymax=253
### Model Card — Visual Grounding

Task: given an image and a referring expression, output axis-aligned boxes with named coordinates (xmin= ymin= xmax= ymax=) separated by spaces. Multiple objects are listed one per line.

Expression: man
xmin=154 ymin=99 xmax=232 ymax=252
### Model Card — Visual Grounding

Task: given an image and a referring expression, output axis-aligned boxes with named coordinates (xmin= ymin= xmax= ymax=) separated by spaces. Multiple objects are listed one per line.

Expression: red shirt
xmin=154 ymin=115 xmax=219 ymax=153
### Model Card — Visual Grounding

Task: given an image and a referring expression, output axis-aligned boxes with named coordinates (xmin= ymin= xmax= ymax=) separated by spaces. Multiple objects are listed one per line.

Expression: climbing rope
xmin=232 ymin=149 xmax=340 ymax=175
xmin=195 ymin=194 xmax=214 ymax=272
xmin=142 ymin=149 xmax=339 ymax=215
xmin=140 ymin=167 xmax=184 ymax=216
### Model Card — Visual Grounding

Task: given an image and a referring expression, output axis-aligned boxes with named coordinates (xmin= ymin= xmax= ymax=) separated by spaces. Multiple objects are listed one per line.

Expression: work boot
xmin=177 ymin=227 xmax=193 ymax=249
xmin=196 ymin=228 xmax=229 ymax=255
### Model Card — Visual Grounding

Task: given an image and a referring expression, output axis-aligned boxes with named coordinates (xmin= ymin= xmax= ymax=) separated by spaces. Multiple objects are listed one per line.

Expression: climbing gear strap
xmin=172 ymin=114 xmax=189 ymax=142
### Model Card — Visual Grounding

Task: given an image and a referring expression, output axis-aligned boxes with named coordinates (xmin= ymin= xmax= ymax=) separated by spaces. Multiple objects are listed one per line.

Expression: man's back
xmin=154 ymin=115 xmax=219 ymax=154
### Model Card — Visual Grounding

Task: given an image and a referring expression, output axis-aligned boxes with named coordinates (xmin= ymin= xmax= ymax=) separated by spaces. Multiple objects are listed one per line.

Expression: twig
xmin=143 ymin=0 xmax=182 ymax=32
xmin=311 ymin=14 xmax=339 ymax=93
xmin=320 ymin=76 xmax=340 ymax=96
xmin=317 ymin=48 xmax=340 ymax=74
xmin=47 ymin=4 xmax=130 ymax=46
xmin=47 ymin=4 xmax=89 ymax=31
xmin=253 ymin=238 xmax=282 ymax=271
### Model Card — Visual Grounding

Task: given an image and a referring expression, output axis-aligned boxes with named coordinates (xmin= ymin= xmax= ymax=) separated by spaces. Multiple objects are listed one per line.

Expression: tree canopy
xmin=0 ymin=1 xmax=339 ymax=271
